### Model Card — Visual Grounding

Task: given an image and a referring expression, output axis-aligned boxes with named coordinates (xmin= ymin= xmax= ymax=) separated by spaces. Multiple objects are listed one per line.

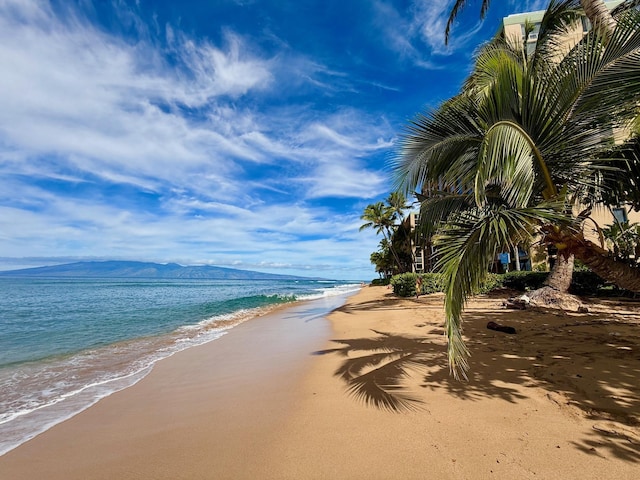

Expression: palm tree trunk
xmin=581 ymin=0 xmax=616 ymax=36
xmin=571 ymin=241 xmax=640 ymax=293
xmin=544 ymin=227 xmax=640 ymax=293
xmin=545 ymin=253 xmax=574 ymax=292
xmin=527 ymin=249 xmax=579 ymax=310
xmin=383 ymin=229 xmax=403 ymax=274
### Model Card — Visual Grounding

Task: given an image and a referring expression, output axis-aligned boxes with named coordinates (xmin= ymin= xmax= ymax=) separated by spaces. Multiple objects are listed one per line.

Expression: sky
xmin=0 ymin=0 xmax=548 ymax=280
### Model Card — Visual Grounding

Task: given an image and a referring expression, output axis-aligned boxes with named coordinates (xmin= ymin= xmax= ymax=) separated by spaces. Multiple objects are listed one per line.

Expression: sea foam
xmin=0 ymin=278 xmax=359 ymax=456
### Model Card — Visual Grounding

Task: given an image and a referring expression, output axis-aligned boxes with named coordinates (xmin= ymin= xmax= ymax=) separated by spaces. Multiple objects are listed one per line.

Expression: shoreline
xmin=1 ymin=286 xmax=639 ymax=479
xmin=0 ymin=293 xmax=350 ymax=479
xmin=0 ymin=283 xmax=357 ymax=458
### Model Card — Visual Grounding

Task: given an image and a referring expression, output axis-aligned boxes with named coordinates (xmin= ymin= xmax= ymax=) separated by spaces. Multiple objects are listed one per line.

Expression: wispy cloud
xmin=0 ymin=0 xmax=392 ymax=278
xmin=370 ymin=0 xmax=487 ymax=64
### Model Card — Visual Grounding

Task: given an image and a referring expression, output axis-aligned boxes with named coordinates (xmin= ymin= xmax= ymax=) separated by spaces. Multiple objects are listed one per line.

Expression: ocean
xmin=0 ymin=277 xmax=360 ymax=456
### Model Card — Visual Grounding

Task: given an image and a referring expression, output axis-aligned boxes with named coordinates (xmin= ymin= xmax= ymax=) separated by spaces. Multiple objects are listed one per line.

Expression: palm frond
xmin=476 ymin=121 xmax=537 ymax=207
xmin=446 ymin=1 xmax=492 ymax=45
xmin=416 ymin=192 xmax=476 ymax=240
xmin=394 ymin=95 xmax=482 ymax=180
xmin=531 ymin=0 xmax=583 ymax=67
xmin=612 ymin=1 xmax=640 ymax=17
xmin=564 ymin=10 xmax=640 ymax=124
xmin=434 ymin=202 xmax=571 ymax=379
xmin=597 ymin=136 xmax=640 ymax=208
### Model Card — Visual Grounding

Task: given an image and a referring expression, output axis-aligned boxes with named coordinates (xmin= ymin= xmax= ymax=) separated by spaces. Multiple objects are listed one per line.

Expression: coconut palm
xmin=386 ymin=191 xmax=409 ymax=224
xmin=370 ymin=239 xmax=395 ymax=278
xmin=360 ymin=202 xmax=393 ymax=236
xmin=360 ymin=201 xmax=403 ymax=272
xmin=361 ymin=192 xmax=413 ymax=274
xmin=394 ymin=1 xmax=640 ymax=378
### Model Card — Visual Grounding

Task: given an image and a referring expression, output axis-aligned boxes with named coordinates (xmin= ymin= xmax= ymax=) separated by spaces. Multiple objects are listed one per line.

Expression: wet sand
xmin=1 ymin=287 xmax=639 ymax=479
xmin=0 ymin=296 xmax=340 ymax=479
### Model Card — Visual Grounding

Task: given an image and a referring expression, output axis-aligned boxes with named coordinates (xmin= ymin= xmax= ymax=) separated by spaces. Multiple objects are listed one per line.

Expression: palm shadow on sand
xmin=315 ymin=295 xmax=640 ymax=463
xmin=314 ymin=327 xmax=528 ymax=413
xmin=314 ymin=330 xmax=443 ymax=412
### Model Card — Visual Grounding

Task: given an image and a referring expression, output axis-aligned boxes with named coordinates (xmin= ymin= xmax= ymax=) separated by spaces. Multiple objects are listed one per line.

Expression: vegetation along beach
xmin=2 ymin=0 xmax=640 ymax=479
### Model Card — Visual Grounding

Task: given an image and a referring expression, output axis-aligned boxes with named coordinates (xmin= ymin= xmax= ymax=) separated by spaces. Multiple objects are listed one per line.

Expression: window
xmin=612 ymin=207 xmax=628 ymax=224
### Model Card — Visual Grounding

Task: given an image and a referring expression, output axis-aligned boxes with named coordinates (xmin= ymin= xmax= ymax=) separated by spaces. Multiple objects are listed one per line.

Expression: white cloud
xmin=0 ymin=182 xmax=381 ymax=278
xmin=0 ymin=0 xmax=392 ymax=192
xmin=0 ymin=0 xmax=399 ymax=279
xmin=369 ymin=0 xmax=486 ymax=64
xmin=303 ymin=163 xmax=388 ymax=199
xmin=411 ymin=0 xmax=487 ymax=55
xmin=0 ymin=3 xmax=272 ymax=179
xmin=167 ymin=29 xmax=274 ymax=105
xmin=371 ymin=0 xmax=551 ymax=64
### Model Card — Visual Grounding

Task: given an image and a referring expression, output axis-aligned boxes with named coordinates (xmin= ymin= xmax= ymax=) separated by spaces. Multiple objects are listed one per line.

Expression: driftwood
xmin=486 ymin=321 xmax=517 ymax=334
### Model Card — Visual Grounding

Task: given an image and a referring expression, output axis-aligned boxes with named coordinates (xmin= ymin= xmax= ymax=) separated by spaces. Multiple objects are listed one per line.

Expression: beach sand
xmin=1 ymin=286 xmax=639 ymax=479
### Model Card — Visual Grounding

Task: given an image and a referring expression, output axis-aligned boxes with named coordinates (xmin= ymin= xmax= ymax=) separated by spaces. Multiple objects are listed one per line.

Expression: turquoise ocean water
xmin=0 ymin=277 xmax=360 ymax=456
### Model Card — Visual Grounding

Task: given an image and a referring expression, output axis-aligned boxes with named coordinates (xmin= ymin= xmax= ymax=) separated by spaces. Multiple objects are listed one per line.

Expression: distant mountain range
xmin=0 ymin=261 xmax=321 ymax=281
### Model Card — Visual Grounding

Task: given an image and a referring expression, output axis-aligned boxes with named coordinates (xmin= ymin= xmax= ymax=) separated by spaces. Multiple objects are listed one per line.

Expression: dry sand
xmin=1 ymin=286 xmax=639 ymax=479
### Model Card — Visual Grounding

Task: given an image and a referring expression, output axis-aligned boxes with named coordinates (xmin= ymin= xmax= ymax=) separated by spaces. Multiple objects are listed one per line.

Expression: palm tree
xmin=394 ymin=2 xmax=640 ymax=378
xmin=386 ymin=191 xmax=409 ymax=224
xmin=360 ymin=202 xmax=403 ymax=272
xmin=361 ymin=192 xmax=413 ymax=274
xmin=370 ymin=239 xmax=395 ymax=278
xmin=445 ymin=0 xmax=619 ymax=44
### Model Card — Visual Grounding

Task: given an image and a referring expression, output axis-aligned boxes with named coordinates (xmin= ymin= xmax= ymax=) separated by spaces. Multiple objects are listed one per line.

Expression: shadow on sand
xmin=315 ymin=292 xmax=640 ymax=463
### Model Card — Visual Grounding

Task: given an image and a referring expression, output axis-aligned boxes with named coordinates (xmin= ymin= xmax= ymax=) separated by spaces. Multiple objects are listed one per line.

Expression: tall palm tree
xmin=445 ymin=0 xmax=620 ymax=44
xmin=361 ymin=192 xmax=413 ymax=274
xmin=394 ymin=1 xmax=640 ymax=378
xmin=360 ymin=202 xmax=403 ymax=272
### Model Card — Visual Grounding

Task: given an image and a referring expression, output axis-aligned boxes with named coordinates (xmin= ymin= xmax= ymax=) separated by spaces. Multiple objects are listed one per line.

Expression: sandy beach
xmin=1 ymin=286 xmax=639 ymax=479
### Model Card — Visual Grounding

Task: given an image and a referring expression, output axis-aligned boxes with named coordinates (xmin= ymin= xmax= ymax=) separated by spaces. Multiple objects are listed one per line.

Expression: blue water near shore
xmin=0 ymin=277 xmax=360 ymax=456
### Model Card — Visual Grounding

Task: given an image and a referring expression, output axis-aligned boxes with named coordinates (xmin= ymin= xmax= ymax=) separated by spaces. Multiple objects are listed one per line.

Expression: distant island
xmin=0 ymin=261 xmax=324 ymax=281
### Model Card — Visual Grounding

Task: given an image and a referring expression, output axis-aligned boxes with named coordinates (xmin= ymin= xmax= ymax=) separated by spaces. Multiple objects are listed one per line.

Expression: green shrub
xmin=475 ymin=273 xmax=503 ymax=293
xmin=391 ymin=271 xmax=546 ymax=297
xmin=420 ymin=273 xmax=444 ymax=294
xmin=389 ymin=272 xmax=446 ymax=297
xmin=391 ymin=272 xmax=503 ymax=297
xmin=389 ymin=268 xmax=632 ymax=298
xmin=501 ymin=271 xmax=547 ymax=291
xmin=570 ymin=270 xmax=609 ymax=295
xmin=390 ymin=273 xmax=419 ymax=297
xmin=370 ymin=278 xmax=390 ymax=286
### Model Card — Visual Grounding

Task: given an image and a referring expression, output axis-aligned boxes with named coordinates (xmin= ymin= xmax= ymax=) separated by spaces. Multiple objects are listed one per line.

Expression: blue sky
xmin=0 ymin=0 xmax=547 ymax=280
